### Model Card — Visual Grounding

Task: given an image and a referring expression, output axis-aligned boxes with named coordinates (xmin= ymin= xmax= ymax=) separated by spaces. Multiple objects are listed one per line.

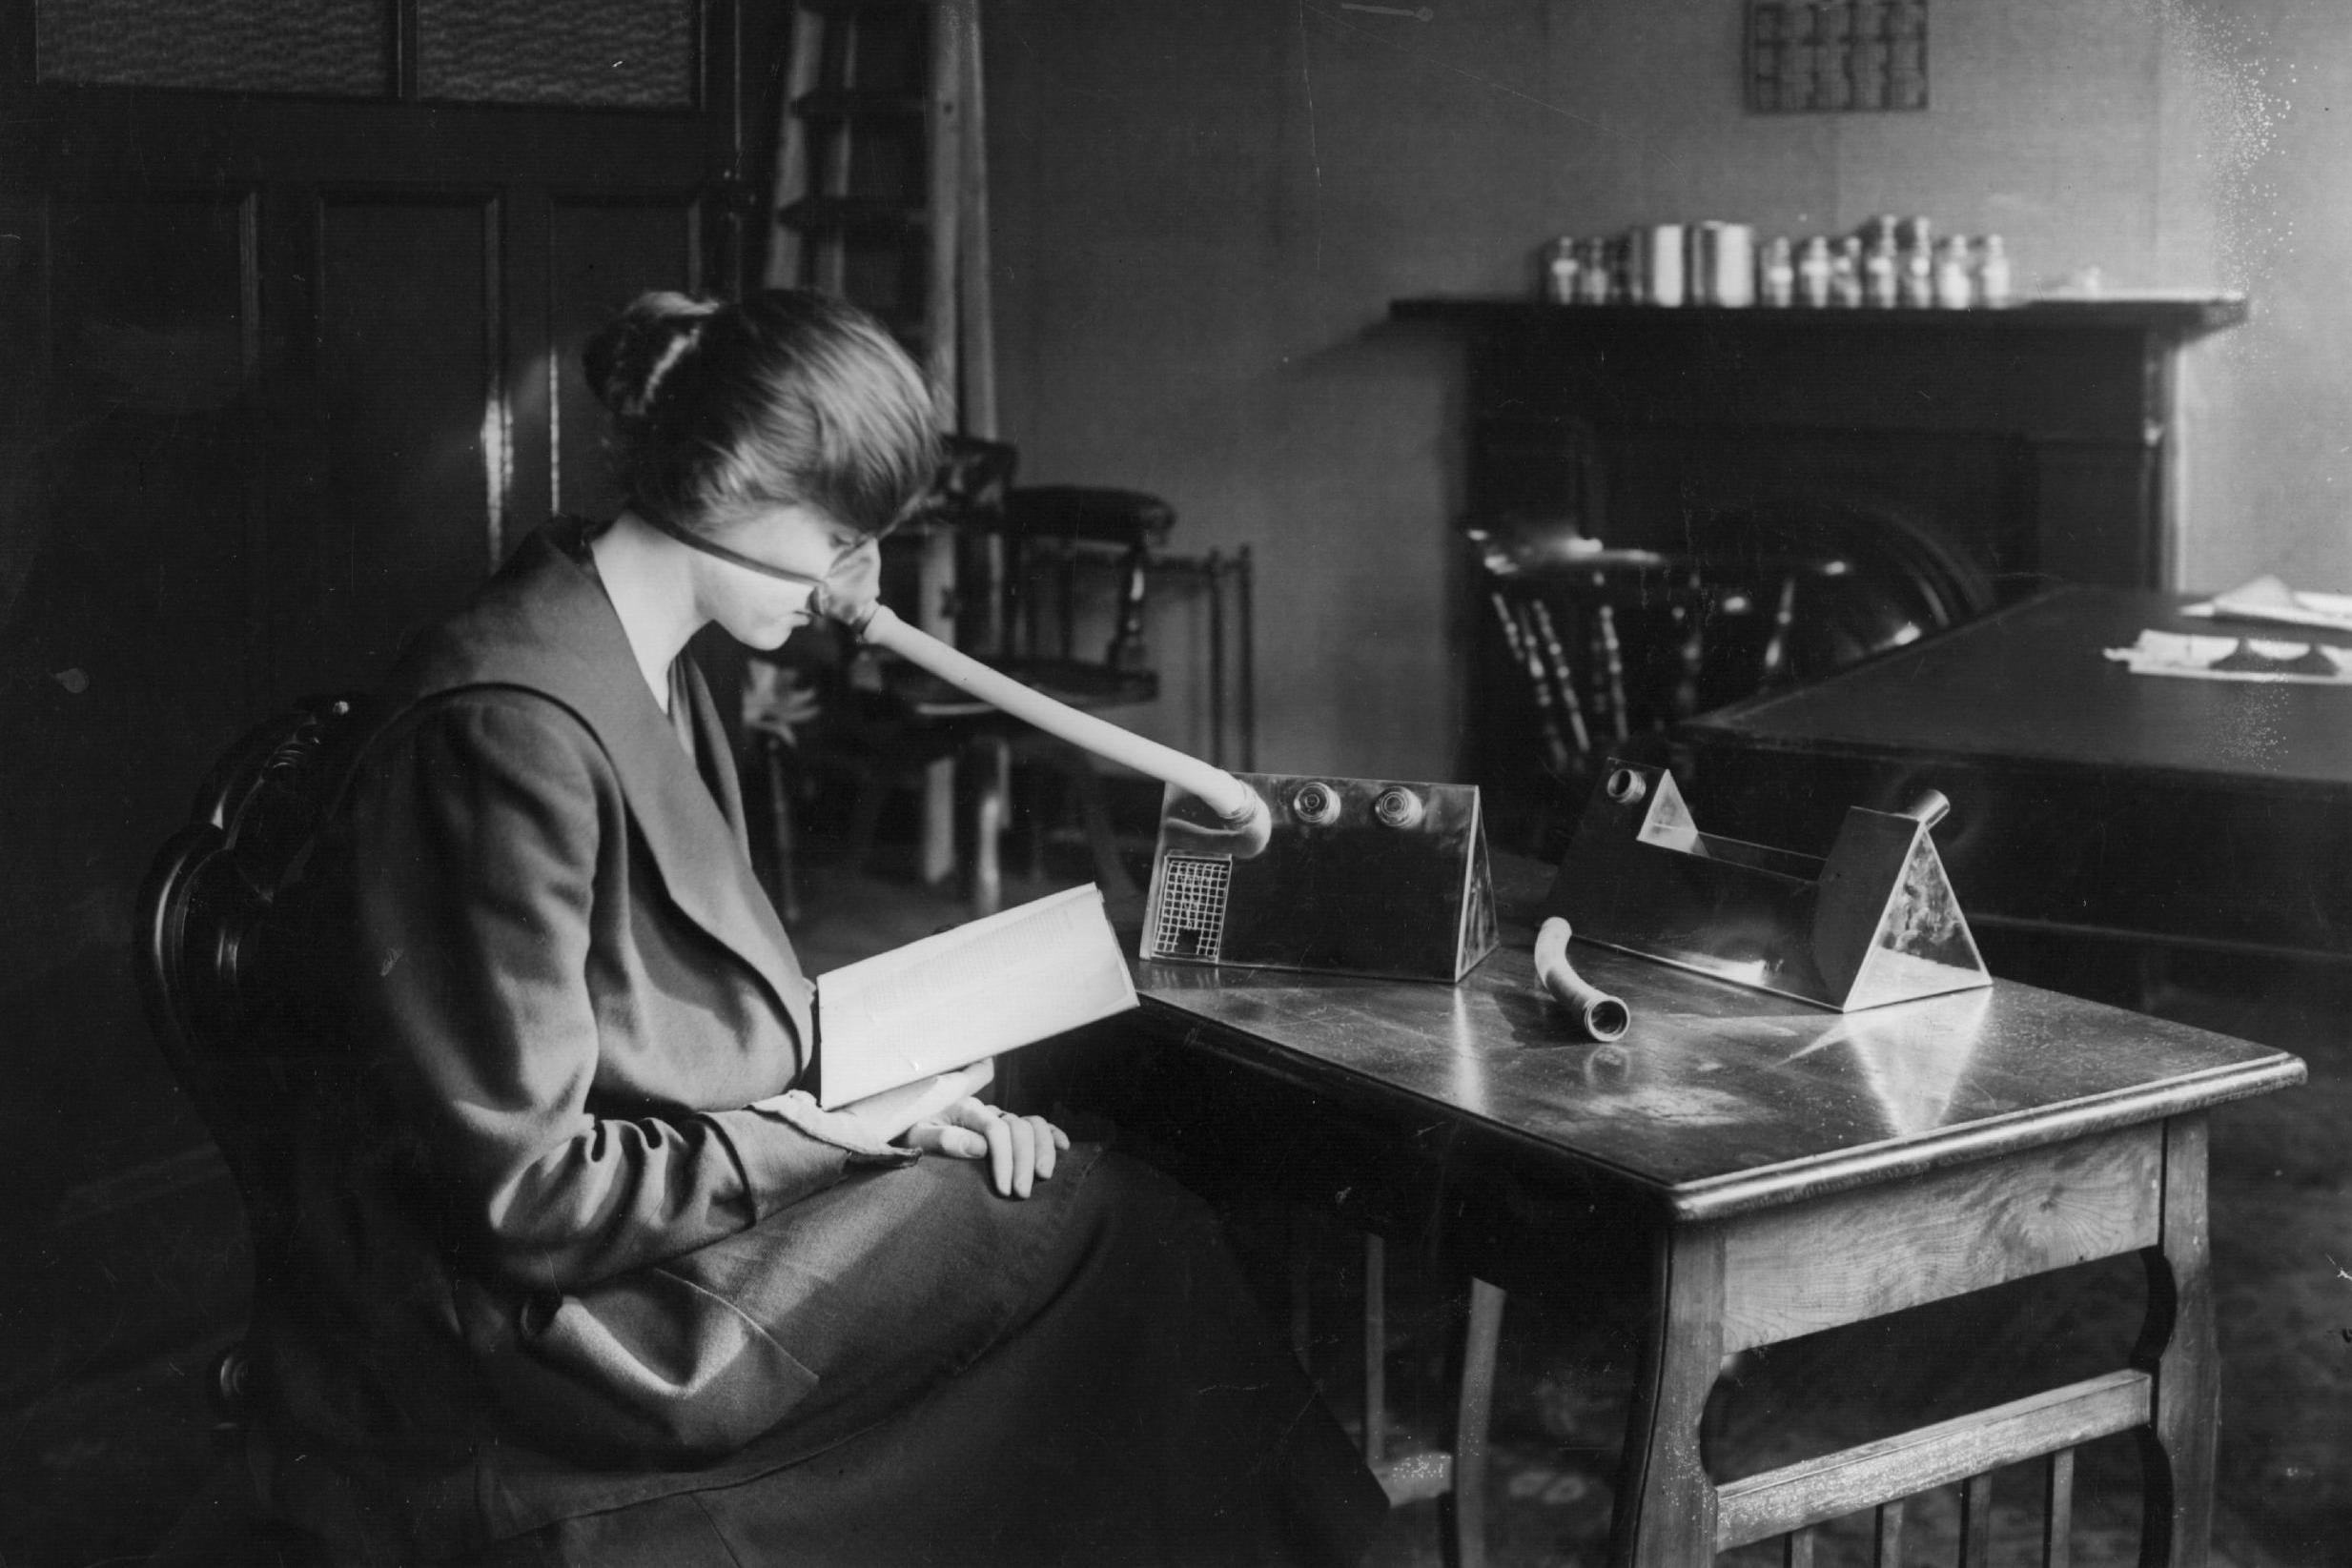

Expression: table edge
xmin=1680 ymin=585 xmax=2352 ymax=798
xmin=1676 ymin=722 xmax=2352 ymax=807
xmin=1666 ymin=1053 xmax=2306 ymax=1223
xmin=1135 ymin=995 xmax=2306 ymax=1225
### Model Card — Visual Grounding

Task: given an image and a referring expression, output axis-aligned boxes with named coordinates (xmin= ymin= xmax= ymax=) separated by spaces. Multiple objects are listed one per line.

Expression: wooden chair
xmin=1288 ymin=1225 xmax=1506 ymax=1568
xmin=783 ymin=451 xmax=1178 ymax=914
xmin=1468 ymin=501 xmax=1995 ymax=849
xmin=136 ymin=692 xmax=381 ymax=1568
xmin=966 ymin=483 xmax=1174 ymax=907
xmin=744 ymin=437 xmax=1019 ymax=903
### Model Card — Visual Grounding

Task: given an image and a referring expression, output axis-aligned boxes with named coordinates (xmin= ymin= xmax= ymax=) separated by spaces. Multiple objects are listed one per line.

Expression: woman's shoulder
xmin=374 ymin=685 xmax=604 ymax=767
xmin=381 ymin=520 xmax=627 ymax=708
xmin=352 ymin=687 xmax=620 ymax=834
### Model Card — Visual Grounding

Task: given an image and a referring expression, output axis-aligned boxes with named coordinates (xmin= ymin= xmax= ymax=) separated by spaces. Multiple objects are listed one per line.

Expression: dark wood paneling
xmin=11 ymin=95 xmax=715 ymax=190
xmin=0 ymin=192 xmax=258 ymax=967
xmin=503 ymin=186 xmax=556 ymax=536
xmin=273 ymin=193 xmax=498 ymax=695
xmin=547 ymin=196 xmax=700 ymax=517
xmin=0 ymin=190 xmax=257 ymax=1245
xmin=0 ymin=0 xmax=764 ymax=1489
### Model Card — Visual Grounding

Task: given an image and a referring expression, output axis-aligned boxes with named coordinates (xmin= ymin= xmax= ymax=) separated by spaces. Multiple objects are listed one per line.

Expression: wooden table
xmin=1072 ymin=858 xmax=2304 ymax=1566
xmin=1678 ymin=585 xmax=2352 ymax=972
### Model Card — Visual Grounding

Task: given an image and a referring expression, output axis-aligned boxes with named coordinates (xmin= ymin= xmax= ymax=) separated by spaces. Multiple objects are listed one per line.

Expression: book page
xmin=835 ymin=1059 xmax=995 ymax=1143
xmin=814 ymin=884 xmax=1137 ymax=1107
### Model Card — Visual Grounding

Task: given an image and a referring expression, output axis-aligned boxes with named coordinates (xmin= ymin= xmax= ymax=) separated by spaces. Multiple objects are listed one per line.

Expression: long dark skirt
xmin=465 ymin=1148 xmax=1385 ymax=1568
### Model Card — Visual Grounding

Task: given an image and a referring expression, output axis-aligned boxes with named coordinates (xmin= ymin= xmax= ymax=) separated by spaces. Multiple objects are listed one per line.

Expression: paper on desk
xmin=2104 ymin=629 xmax=2352 ymax=684
xmin=2181 ymin=573 xmax=2352 ymax=634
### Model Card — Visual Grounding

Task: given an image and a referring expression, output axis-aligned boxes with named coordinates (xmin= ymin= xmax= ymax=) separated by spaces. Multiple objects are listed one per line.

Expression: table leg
xmin=971 ymin=736 xmax=1010 ymax=916
xmin=1439 ymin=1277 xmax=1505 ymax=1568
xmin=918 ymin=530 xmax=959 ymax=885
xmin=2133 ymin=1112 xmax=2216 ymax=1568
xmin=1612 ymin=1225 xmax=1727 ymax=1568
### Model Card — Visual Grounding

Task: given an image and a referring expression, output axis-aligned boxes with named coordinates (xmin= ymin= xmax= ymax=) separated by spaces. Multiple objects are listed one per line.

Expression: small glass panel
xmin=418 ymin=0 xmax=696 ymax=109
xmin=37 ymin=0 xmax=389 ymax=96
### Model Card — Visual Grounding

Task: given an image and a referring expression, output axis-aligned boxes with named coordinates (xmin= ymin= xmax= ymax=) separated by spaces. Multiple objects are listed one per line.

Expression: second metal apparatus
xmin=1545 ymin=760 xmax=1989 ymax=1011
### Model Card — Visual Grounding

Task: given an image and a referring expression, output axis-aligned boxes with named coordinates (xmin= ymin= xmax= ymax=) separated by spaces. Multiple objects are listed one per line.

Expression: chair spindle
xmin=1362 ymin=1232 xmax=1387 ymax=1469
xmin=1862 ymin=1504 xmax=1900 ymax=1568
xmin=1592 ymin=601 xmax=1629 ymax=742
xmin=1489 ymin=594 xmax=1569 ymax=776
xmin=1957 ymin=1472 xmax=1996 ymax=1568
xmin=2042 ymin=1448 xmax=2075 ymax=1568
xmin=1872 ymin=1497 xmax=1905 ymax=1567
xmin=1526 ymin=599 xmax=1591 ymax=758
xmin=1288 ymin=1211 xmax=1315 ymax=1370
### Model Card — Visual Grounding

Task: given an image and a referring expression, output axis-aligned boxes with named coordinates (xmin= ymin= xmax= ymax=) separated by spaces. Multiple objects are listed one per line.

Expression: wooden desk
xmin=1678 ymin=585 xmax=2352 ymax=968
xmin=1083 ymin=860 xmax=2303 ymax=1566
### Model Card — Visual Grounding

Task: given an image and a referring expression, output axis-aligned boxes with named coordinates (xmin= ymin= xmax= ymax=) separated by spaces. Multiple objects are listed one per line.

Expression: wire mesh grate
xmin=1150 ymin=855 xmax=1232 ymax=961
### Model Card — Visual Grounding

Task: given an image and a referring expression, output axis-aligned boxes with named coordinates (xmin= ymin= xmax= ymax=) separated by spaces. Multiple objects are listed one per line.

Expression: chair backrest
xmin=995 ymin=485 xmax=1175 ymax=675
xmin=1681 ymin=499 xmax=1995 ymax=701
xmin=135 ymin=693 xmax=380 ymax=1252
xmin=890 ymin=445 xmax=1176 ymax=704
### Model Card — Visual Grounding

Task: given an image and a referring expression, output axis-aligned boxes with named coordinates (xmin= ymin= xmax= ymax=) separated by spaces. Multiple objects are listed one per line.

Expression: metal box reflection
xmin=1140 ymin=773 xmax=1498 ymax=983
xmin=1544 ymin=761 xmax=1990 ymax=1011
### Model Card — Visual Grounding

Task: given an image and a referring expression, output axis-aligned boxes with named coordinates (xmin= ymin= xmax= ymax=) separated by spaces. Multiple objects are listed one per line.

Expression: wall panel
xmin=548 ymin=198 xmax=699 ymax=518
xmin=276 ymin=194 xmax=497 ymax=695
xmin=0 ymin=189 xmax=256 ymax=1281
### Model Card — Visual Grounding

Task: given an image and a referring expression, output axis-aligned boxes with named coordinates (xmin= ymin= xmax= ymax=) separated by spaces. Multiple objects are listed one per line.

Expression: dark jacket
xmin=253 ymin=520 xmax=915 ymax=1562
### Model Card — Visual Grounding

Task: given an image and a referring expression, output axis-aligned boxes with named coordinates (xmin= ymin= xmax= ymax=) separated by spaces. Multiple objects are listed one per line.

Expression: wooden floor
xmin=3 ymin=855 xmax=2344 ymax=1567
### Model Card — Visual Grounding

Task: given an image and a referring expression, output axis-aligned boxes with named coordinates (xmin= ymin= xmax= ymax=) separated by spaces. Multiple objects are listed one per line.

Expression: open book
xmin=810 ymin=883 xmax=1138 ymax=1110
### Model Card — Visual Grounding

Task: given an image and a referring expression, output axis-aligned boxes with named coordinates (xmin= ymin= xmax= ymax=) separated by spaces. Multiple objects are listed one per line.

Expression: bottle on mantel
xmin=1933 ymin=235 xmax=1974 ymax=309
xmin=1975 ymin=235 xmax=2013 ymax=307
xmin=1545 ymin=239 xmax=1581 ymax=303
xmin=1862 ymin=234 xmax=1900 ymax=307
xmin=1759 ymin=235 xmax=1796 ymax=308
xmin=1579 ymin=238 xmax=1613 ymax=303
xmin=1897 ymin=217 xmax=1935 ymax=308
xmin=1829 ymin=236 xmax=1864 ymax=307
xmin=1796 ymin=235 xmax=1832 ymax=307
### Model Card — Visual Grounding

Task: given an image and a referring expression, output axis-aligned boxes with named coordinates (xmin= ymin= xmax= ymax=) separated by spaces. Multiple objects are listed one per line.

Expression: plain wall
xmin=983 ymin=0 xmax=2347 ymax=780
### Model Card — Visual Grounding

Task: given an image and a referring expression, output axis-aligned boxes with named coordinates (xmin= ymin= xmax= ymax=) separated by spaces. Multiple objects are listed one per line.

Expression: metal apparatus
xmin=1545 ymin=760 xmax=1989 ymax=1011
xmin=848 ymin=601 xmax=1496 ymax=982
xmin=1141 ymin=773 xmax=1498 ymax=983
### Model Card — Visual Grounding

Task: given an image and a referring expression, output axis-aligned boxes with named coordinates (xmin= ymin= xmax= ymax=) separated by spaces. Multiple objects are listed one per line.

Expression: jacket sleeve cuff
xmin=713 ymin=1092 xmax=918 ymax=1222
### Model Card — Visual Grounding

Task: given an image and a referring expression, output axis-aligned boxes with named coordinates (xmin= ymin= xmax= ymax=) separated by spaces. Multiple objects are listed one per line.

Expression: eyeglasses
xmin=641 ymin=509 xmax=864 ymax=588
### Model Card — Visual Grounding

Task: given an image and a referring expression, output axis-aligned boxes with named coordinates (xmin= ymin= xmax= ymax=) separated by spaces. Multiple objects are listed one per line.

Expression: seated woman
xmin=247 ymin=289 xmax=1385 ymax=1566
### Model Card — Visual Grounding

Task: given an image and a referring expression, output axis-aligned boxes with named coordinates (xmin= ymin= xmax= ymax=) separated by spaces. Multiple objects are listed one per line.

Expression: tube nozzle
xmin=1533 ymin=916 xmax=1631 ymax=1043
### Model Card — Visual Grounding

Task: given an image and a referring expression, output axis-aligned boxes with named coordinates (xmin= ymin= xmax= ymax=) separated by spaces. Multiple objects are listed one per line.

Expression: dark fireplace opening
xmin=1401 ymin=295 xmax=2244 ymax=851
xmin=1465 ymin=487 xmax=1998 ymax=854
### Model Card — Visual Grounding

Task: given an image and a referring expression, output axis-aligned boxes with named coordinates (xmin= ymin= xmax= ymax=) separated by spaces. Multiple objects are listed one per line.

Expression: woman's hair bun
xmin=586 ymin=286 xmax=940 ymax=540
xmin=583 ymin=292 xmax=724 ymax=421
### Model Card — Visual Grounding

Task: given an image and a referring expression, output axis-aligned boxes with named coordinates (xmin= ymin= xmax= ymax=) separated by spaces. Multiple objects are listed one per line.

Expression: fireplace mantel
xmin=1391 ymin=294 xmax=2247 ymax=588
xmin=1392 ymin=295 xmax=2248 ymax=336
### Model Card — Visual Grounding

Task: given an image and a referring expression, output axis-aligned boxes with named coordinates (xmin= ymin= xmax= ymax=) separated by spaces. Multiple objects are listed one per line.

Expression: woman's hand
xmin=904 ymin=1098 xmax=1070 ymax=1199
